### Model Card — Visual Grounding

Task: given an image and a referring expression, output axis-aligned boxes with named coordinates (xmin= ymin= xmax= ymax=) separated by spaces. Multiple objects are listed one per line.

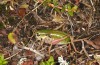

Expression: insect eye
xmin=45 ymin=34 xmax=51 ymax=38
xmin=36 ymin=33 xmax=40 ymax=36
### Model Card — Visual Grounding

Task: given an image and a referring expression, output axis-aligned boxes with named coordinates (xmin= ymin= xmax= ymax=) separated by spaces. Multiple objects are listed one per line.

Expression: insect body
xmin=36 ymin=29 xmax=70 ymax=45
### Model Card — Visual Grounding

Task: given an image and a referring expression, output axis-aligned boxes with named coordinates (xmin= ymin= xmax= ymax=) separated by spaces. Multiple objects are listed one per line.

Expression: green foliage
xmin=61 ymin=5 xmax=66 ymax=13
xmin=43 ymin=0 xmax=52 ymax=6
xmin=40 ymin=56 xmax=55 ymax=65
xmin=67 ymin=3 xmax=74 ymax=16
xmin=0 ymin=54 xmax=8 ymax=65
xmin=42 ymin=0 xmax=78 ymax=16
xmin=54 ymin=7 xmax=60 ymax=13
xmin=52 ymin=0 xmax=58 ymax=6
xmin=64 ymin=3 xmax=78 ymax=16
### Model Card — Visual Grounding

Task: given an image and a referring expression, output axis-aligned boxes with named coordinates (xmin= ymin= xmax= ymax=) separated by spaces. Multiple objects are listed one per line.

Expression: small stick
xmin=48 ymin=44 xmax=53 ymax=55
xmin=50 ymin=45 xmax=66 ymax=52
xmin=70 ymin=36 xmax=80 ymax=53
xmin=12 ymin=1 xmax=45 ymax=32
xmin=81 ymin=40 xmax=90 ymax=59
xmin=90 ymin=0 xmax=96 ymax=11
xmin=5 ymin=50 xmax=22 ymax=60
xmin=22 ymin=46 xmax=44 ymax=57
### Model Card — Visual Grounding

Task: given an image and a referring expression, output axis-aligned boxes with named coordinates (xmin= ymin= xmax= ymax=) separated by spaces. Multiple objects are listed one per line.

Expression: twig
xmin=22 ymin=46 xmax=44 ymax=57
xmin=84 ymin=39 xmax=100 ymax=49
xmin=81 ymin=40 xmax=90 ymax=59
xmin=90 ymin=0 xmax=96 ymax=11
xmin=0 ymin=16 xmax=7 ymax=28
xmin=50 ymin=45 xmax=66 ymax=52
xmin=70 ymin=36 xmax=80 ymax=53
xmin=54 ymin=23 xmax=65 ymax=30
xmin=48 ymin=44 xmax=53 ymax=55
xmin=82 ymin=2 xmax=92 ymax=8
xmin=67 ymin=15 xmax=74 ymax=36
xmin=12 ymin=1 xmax=45 ymax=32
xmin=32 ymin=11 xmax=46 ymax=23
xmin=5 ymin=50 xmax=22 ymax=60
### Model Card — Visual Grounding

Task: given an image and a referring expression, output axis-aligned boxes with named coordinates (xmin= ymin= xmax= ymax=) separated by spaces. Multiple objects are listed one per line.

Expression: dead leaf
xmin=21 ymin=59 xmax=33 ymax=65
xmin=84 ymin=39 xmax=100 ymax=49
xmin=52 ymin=15 xmax=65 ymax=23
xmin=8 ymin=32 xmax=17 ymax=44
xmin=0 ymin=29 xmax=7 ymax=36
xmin=92 ymin=35 xmax=100 ymax=46
xmin=18 ymin=8 xmax=26 ymax=18
xmin=17 ymin=4 xmax=28 ymax=18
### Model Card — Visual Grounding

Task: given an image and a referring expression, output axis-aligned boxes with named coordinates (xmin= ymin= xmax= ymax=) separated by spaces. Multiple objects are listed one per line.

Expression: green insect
xmin=36 ymin=29 xmax=70 ymax=45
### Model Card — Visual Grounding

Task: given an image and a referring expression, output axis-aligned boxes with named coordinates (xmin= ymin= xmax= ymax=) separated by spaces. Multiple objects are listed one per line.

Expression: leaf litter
xmin=0 ymin=0 xmax=100 ymax=65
